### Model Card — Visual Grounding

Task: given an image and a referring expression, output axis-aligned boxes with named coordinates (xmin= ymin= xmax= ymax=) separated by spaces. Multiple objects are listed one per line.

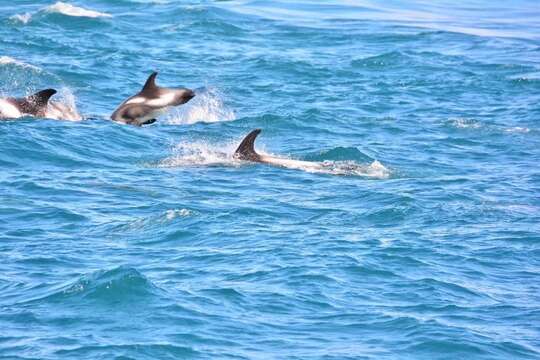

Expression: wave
xmin=21 ymin=266 xmax=161 ymax=306
xmin=505 ymin=127 xmax=530 ymax=134
xmin=45 ymin=2 xmax=112 ymax=18
xmin=0 ymin=56 xmax=41 ymax=72
xmin=10 ymin=2 xmax=112 ymax=24
xmin=159 ymin=139 xmax=390 ymax=178
xmin=165 ymin=87 xmax=235 ymax=125
xmin=9 ymin=12 xmax=32 ymax=24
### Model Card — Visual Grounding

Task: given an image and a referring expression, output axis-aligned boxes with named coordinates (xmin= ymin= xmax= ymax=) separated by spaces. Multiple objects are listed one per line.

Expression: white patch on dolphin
xmin=0 ymin=99 xmax=22 ymax=118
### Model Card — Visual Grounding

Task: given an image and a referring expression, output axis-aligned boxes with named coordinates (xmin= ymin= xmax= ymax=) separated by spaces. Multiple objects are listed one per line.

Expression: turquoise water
xmin=1 ymin=0 xmax=540 ymax=358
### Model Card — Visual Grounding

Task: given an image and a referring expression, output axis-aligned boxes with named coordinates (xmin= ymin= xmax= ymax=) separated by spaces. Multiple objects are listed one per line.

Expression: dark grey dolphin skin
xmin=110 ymin=72 xmax=195 ymax=126
xmin=0 ymin=89 xmax=57 ymax=119
xmin=234 ymin=129 xmax=262 ymax=161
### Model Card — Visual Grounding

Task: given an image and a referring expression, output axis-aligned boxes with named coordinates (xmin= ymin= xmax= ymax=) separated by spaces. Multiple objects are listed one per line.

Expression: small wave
xmin=165 ymin=87 xmax=235 ymax=125
xmin=60 ymin=266 xmax=158 ymax=302
xmin=0 ymin=56 xmax=41 ymax=71
xmin=44 ymin=2 xmax=112 ymax=18
xmin=317 ymin=159 xmax=390 ymax=178
xmin=305 ymin=146 xmax=373 ymax=163
xmin=509 ymin=71 xmax=540 ymax=82
xmin=505 ymin=127 xmax=530 ymax=133
xmin=9 ymin=13 xmax=32 ymax=24
xmin=10 ymin=2 xmax=112 ymax=23
xmin=15 ymin=266 xmax=159 ymax=306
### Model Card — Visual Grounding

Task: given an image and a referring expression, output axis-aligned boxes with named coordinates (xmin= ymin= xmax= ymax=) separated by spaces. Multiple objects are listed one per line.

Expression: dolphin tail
xmin=26 ymin=89 xmax=57 ymax=107
xmin=234 ymin=129 xmax=262 ymax=161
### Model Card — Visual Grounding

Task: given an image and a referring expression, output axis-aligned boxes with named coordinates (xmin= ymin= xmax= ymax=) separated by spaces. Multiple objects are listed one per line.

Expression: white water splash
xmin=165 ymin=209 xmax=193 ymax=220
xmin=9 ymin=13 xmax=32 ymax=24
xmin=46 ymin=87 xmax=83 ymax=121
xmin=450 ymin=118 xmax=481 ymax=129
xmin=165 ymin=87 xmax=235 ymax=125
xmin=0 ymin=56 xmax=41 ymax=71
xmin=11 ymin=2 xmax=112 ymax=23
xmin=159 ymin=140 xmax=390 ymax=178
xmin=45 ymin=2 xmax=112 ymax=18
xmin=505 ymin=127 xmax=530 ymax=133
xmin=159 ymin=140 xmax=239 ymax=168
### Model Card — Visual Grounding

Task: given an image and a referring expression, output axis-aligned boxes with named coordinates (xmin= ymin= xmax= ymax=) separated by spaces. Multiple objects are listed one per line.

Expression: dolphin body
xmin=0 ymin=89 xmax=57 ymax=119
xmin=111 ymin=72 xmax=195 ymax=126
xmin=234 ymin=129 xmax=327 ymax=171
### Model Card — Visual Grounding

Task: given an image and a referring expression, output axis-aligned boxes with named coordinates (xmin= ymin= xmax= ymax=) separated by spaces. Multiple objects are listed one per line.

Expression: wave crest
xmin=45 ymin=2 xmax=112 ymax=18
xmin=61 ymin=266 xmax=158 ymax=302
xmin=10 ymin=2 xmax=112 ymax=24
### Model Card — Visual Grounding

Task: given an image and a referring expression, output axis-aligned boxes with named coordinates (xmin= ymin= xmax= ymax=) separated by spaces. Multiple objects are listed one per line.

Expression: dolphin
xmin=0 ymin=89 xmax=57 ymax=119
xmin=111 ymin=72 xmax=195 ymax=126
xmin=234 ymin=129 xmax=330 ymax=172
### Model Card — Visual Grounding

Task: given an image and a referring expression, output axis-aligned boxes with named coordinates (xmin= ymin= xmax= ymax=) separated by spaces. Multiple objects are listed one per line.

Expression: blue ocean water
xmin=1 ymin=0 xmax=540 ymax=358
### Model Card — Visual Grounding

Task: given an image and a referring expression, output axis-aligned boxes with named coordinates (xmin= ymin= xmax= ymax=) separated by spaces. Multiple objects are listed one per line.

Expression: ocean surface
xmin=1 ymin=0 xmax=540 ymax=359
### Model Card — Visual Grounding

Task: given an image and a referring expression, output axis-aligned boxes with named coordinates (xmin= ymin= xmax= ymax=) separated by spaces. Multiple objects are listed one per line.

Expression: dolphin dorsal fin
xmin=26 ymin=89 xmax=57 ymax=107
xmin=141 ymin=72 xmax=159 ymax=94
xmin=234 ymin=129 xmax=262 ymax=161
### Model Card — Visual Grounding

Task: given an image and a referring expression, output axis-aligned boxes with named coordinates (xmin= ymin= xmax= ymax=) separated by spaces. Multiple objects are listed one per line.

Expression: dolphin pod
xmin=0 ymin=73 xmax=365 ymax=173
xmin=0 ymin=72 xmax=195 ymax=126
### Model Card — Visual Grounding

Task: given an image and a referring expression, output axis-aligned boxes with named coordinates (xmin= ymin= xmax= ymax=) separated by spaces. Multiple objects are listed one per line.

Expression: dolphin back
xmin=234 ymin=129 xmax=262 ymax=161
xmin=16 ymin=89 xmax=57 ymax=115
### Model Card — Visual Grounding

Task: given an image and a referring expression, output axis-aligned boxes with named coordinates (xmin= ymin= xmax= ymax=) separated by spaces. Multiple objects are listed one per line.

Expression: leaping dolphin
xmin=0 ymin=89 xmax=57 ymax=119
xmin=111 ymin=72 xmax=195 ymax=126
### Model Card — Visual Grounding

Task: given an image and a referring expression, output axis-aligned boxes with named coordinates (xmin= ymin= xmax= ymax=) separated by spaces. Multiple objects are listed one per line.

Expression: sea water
xmin=0 ymin=1 xmax=539 ymax=359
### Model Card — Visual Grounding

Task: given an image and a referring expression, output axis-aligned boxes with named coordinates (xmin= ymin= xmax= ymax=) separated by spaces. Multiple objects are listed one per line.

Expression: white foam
xmin=166 ymin=87 xmax=235 ymax=125
xmin=44 ymin=2 xmax=112 ymax=18
xmin=10 ymin=12 xmax=32 ymax=24
xmin=450 ymin=118 xmax=481 ymax=129
xmin=0 ymin=56 xmax=41 ymax=71
xmin=45 ymin=88 xmax=83 ymax=121
xmin=505 ymin=127 xmax=530 ymax=133
xmin=165 ymin=209 xmax=192 ymax=220
xmin=159 ymin=140 xmax=239 ymax=168
xmin=282 ymin=158 xmax=390 ymax=178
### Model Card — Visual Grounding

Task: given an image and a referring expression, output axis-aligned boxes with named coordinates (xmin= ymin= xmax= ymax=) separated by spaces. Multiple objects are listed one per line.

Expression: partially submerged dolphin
xmin=111 ymin=72 xmax=195 ymax=126
xmin=0 ymin=89 xmax=57 ymax=119
xmin=0 ymin=89 xmax=82 ymax=121
xmin=234 ymin=129 xmax=329 ymax=171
